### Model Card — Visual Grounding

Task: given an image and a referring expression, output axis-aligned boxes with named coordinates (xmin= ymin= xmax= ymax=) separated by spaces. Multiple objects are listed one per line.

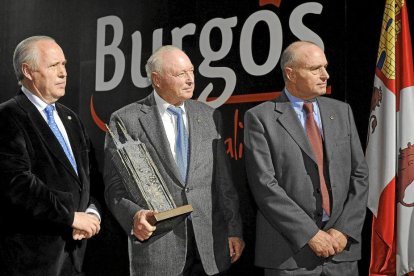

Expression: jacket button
xmin=316 ymin=188 xmax=321 ymax=193
xmin=317 ymin=212 xmax=322 ymax=217
xmin=185 ymin=188 xmax=190 ymax=193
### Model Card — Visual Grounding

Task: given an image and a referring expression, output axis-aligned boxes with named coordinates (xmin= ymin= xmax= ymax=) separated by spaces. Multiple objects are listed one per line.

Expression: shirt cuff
xmin=86 ymin=208 xmax=101 ymax=221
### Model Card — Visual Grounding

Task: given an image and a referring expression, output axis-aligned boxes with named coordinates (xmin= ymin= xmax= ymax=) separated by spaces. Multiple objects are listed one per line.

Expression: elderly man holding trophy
xmin=104 ymin=45 xmax=244 ymax=276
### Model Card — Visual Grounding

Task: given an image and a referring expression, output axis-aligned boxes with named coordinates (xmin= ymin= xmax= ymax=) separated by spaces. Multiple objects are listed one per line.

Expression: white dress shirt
xmin=21 ymin=86 xmax=76 ymax=158
xmin=21 ymin=86 xmax=100 ymax=220
xmin=153 ymin=91 xmax=189 ymax=163
xmin=284 ymin=88 xmax=329 ymax=222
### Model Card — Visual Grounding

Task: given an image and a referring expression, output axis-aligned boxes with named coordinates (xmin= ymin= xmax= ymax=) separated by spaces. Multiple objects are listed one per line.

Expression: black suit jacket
xmin=0 ymin=91 xmax=98 ymax=275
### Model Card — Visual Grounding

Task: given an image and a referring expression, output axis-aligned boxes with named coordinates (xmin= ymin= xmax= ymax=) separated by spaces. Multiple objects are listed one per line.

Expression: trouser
xmin=264 ymin=261 xmax=358 ymax=276
xmin=183 ymin=221 xmax=227 ymax=276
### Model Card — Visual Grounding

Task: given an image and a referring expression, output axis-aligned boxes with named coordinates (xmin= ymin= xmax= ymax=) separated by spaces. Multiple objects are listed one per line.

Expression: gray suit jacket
xmin=244 ymin=92 xmax=368 ymax=269
xmin=104 ymin=92 xmax=242 ymax=276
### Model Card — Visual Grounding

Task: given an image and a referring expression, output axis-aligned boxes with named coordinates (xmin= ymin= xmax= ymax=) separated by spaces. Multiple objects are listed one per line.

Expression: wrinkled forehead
xmin=36 ymin=40 xmax=65 ymax=59
xmin=295 ymin=45 xmax=327 ymax=67
xmin=161 ymin=50 xmax=193 ymax=71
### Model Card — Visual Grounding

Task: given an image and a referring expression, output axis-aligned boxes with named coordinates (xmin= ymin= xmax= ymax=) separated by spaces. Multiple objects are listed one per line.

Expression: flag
xmin=366 ymin=0 xmax=414 ymax=275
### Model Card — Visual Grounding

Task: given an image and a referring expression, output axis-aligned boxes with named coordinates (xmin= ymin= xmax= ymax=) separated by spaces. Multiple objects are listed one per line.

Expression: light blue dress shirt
xmin=284 ymin=88 xmax=329 ymax=221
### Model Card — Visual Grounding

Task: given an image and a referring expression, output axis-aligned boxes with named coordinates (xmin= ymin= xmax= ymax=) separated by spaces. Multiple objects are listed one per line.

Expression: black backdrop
xmin=1 ymin=0 xmax=413 ymax=275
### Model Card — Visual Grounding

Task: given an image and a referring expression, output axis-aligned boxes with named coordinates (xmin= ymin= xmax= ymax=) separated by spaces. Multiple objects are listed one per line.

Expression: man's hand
xmin=71 ymin=212 xmax=101 ymax=240
xmin=72 ymin=229 xmax=89 ymax=240
xmin=308 ymin=230 xmax=339 ymax=258
xmin=228 ymin=237 xmax=245 ymax=263
xmin=326 ymin=228 xmax=348 ymax=254
xmin=133 ymin=210 xmax=157 ymax=241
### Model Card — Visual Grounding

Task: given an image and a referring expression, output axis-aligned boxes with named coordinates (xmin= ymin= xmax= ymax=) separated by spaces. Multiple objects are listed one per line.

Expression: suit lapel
xmin=139 ymin=94 xmax=184 ymax=186
xmin=317 ymin=97 xmax=339 ymax=216
xmin=56 ymin=104 xmax=81 ymax=180
xmin=275 ymin=93 xmax=317 ymax=164
xmin=317 ymin=97 xmax=336 ymax=162
xmin=185 ymin=101 xmax=203 ymax=187
xmin=15 ymin=92 xmax=79 ymax=181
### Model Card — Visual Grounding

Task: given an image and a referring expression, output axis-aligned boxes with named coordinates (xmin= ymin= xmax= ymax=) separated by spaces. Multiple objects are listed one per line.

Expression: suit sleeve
xmin=214 ymin=111 xmax=243 ymax=238
xmin=330 ymin=104 xmax=369 ymax=243
xmin=244 ymin=110 xmax=319 ymax=252
xmin=85 ymin=136 xmax=103 ymax=220
xmin=103 ymin=113 xmax=142 ymax=235
xmin=0 ymin=113 xmax=74 ymax=226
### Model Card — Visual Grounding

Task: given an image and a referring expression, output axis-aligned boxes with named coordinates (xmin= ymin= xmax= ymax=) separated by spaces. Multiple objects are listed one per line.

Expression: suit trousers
xmin=264 ymin=261 xmax=358 ymax=276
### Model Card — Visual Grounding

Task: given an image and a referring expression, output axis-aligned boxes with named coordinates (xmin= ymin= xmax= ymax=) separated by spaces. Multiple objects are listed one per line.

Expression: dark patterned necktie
xmin=303 ymin=102 xmax=330 ymax=216
xmin=44 ymin=105 xmax=78 ymax=174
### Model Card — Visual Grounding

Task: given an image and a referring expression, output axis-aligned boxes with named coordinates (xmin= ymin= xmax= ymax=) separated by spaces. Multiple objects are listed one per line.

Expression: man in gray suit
xmin=104 ymin=45 xmax=244 ymax=276
xmin=244 ymin=41 xmax=369 ymax=275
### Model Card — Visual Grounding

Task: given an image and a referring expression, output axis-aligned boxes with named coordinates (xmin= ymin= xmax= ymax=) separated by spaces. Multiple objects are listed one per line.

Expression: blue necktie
xmin=44 ymin=105 xmax=78 ymax=174
xmin=167 ymin=106 xmax=188 ymax=182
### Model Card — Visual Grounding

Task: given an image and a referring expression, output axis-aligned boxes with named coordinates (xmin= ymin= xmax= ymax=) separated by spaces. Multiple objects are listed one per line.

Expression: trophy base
xmin=148 ymin=205 xmax=193 ymax=235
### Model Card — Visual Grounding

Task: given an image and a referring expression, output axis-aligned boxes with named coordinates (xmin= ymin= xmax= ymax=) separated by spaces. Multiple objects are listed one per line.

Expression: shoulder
xmin=245 ymin=100 xmax=276 ymax=118
xmin=112 ymin=102 xmax=141 ymax=117
xmin=187 ymin=99 xmax=215 ymax=114
xmin=186 ymin=100 xmax=222 ymax=123
xmin=112 ymin=94 xmax=154 ymax=119
xmin=0 ymin=98 xmax=18 ymax=114
xmin=0 ymin=99 xmax=22 ymax=129
xmin=318 ymin=96 xmax=350 ymax=109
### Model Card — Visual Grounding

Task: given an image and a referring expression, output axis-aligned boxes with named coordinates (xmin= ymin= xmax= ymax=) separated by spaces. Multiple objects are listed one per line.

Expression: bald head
xmin=146 ymin=45 xmax=184 ymax=84
xmin=280 ymin=41 xmax=323 ymax=82
xmin=146 ymin=45 xmax=194 ymax=106
xmin=280 ymin=41 xmax=329 ymax=100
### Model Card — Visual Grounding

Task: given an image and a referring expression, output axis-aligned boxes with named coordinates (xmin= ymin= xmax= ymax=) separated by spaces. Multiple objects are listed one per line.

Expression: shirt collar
xmin=153 ymin=91 xmax=186 ymax=115
xmin=21 ymin=86 xmax=55 ymax=113
xmin=284 ymin=88 xmax=305 ymax=111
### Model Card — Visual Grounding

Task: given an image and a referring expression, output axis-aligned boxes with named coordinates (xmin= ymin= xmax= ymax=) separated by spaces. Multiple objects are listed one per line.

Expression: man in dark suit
xmin=0 ymin=36 xmax=101 ymax=275
xmin=244 ymin=41 xmax=369 ymax=275
xmin=104 ymin=45 xmax=244 ymax=275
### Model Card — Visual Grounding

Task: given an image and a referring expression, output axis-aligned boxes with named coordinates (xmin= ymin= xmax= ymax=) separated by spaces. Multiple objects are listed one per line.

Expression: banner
xmin=366 ymin=0 xmax=414 ymax=275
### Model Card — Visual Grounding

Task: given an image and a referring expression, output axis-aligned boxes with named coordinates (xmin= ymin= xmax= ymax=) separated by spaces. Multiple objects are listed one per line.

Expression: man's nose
xmin=320 ymin=67 xmax=329 ymax=79
xmin=58 ymin=64 xmax=67 ymax=78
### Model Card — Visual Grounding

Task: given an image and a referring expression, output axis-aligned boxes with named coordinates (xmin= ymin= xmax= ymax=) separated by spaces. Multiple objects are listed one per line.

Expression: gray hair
xmin=145 ymin=45 xmax=182 ymax=85
xmin=280 ymin=41 xmax=319 ymax=82
xmin=13 ymin=35 xmax=55 ymax=85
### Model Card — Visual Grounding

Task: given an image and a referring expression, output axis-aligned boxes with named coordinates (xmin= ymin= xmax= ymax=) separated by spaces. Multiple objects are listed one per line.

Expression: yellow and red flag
xmin=366 ymin=0 xmax=414 ymax=275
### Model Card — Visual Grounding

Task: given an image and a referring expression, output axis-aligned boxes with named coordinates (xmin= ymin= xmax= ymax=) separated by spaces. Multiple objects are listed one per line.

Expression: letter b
xmin=96 ymin=16 xmax=125 ymax=91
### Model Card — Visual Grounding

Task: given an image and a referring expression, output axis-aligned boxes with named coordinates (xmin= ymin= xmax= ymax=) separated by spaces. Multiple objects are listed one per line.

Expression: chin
xmin=184 ymin=91 xmax=194 ymax=99
xmin=57 ymin=91 xmax=66 ymax=98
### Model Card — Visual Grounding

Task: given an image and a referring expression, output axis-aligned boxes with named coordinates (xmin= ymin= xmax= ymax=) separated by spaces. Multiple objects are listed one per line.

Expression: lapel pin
xmin=330 ymin=115 xmax=334 ymax=120
xmin=67 ymin=116 xmax=72 ymax=120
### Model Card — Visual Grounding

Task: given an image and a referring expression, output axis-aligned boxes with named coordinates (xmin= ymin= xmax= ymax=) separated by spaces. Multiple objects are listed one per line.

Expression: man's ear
xmin=22 ymin=63 xmax=34 ymax=81
xmin=285 ymin=67 xmax=295 ymax=82
xmin=152 ymin=72 xmax=160 ymax=88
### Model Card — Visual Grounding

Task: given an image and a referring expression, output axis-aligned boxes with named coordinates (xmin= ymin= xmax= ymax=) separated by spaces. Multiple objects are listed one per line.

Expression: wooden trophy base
xmin=148 ymin=205 xmax=193 ymax=235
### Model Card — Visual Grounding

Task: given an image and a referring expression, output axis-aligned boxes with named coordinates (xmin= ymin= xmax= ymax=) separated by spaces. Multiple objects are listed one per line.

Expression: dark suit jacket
xmin=244 ymin=92 xmax=369 ymax=269
xmin=104 ymin=92 xmax=243 ymax=276
xmin=0 ymin=91 xmax=98 ymax=275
